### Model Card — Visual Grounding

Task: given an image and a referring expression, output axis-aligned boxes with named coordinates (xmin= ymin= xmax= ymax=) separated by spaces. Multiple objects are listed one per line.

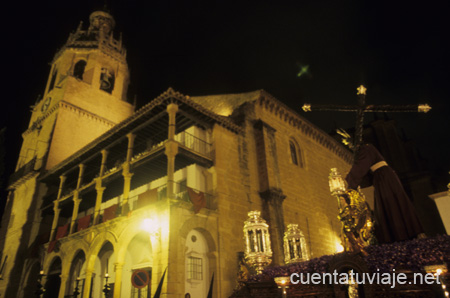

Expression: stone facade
xmin=0 ymin=9 xmax=352 ymax=298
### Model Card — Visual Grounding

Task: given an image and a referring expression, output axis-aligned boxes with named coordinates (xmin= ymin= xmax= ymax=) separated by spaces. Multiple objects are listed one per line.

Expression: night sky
xmin=1 ymin=1 xmax=449 ymax=203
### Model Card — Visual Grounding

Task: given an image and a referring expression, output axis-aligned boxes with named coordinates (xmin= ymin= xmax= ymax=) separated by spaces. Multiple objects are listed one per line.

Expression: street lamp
xmin=141 ymin=218 xmax=160 ymax=237
xmin=424 ymin=264 xmax=448 ymax=297
xmin=103 ymin=273 xmax=111 ymax=297
xmin=73 ymin=277 xmax=81 ymax=298
xmin=35 ymin=270 xmax=45 ymax=297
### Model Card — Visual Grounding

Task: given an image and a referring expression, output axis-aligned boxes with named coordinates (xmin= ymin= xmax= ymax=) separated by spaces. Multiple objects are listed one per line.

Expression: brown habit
xmin=346 ymin=144 xmax=423 ymax=243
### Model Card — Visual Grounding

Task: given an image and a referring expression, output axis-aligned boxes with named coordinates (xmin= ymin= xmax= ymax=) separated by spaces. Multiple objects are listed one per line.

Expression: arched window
xmin=289 ymin=141 xmax=298 ymax=165
xmin=67 ymin=250 xmax=86 ymax=296
xmin=122 ymin=233 xmax=152 ymax=297
xmin=289 ymin=139 xmax=304 ymax=167
xmin=185 ymin=230 xmax=209 ymax=297
xmin=44 ymin=257 xmax=62 ymax=298
xmin=73 ymin=60 xmax=87 ymax=80
xmin=48 ymin=68 xmax=58 ymax=92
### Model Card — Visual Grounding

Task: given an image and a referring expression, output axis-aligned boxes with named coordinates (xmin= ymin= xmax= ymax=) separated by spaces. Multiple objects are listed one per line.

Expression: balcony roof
xmin=40 ymin=88 xmax=242 ymax=182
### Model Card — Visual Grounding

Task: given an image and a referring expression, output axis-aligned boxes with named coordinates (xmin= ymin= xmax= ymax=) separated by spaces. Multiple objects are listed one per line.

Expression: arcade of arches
xmin=36 ymin=221 xmax=215 ymax=298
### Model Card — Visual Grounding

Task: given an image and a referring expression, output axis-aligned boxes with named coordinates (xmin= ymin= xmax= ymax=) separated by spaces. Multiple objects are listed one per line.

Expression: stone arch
xmin=43 ymin=252 xmax=61 ymax=274
xmin=179 ymin=220 xmax=217 ymax=253
xmin=179 ymin=218 xmax=218 ymax=297
xmin=83 ymin=230 xmax=118 ymax=292
xmin=20 ymin=260 xmax=41 ymax=297
xmin=88 ymin=231 xmax=118 ymax=263
xmin=288 ymin=137 xmax=305 ymax=168
xmin=73 ymin=59 xmax=87 ymax=80
xmin=48 ymin=67 xmax=58 ymax=92
xmin=66 ymin=249 xmax=87 ymax=296
xmin=184 ymin=229 xmax=210 ymax=296
xmin=100 ymin=66 xmax=115 ymax=93
xmin=115 ymin=218 xmax=153 ymax=264
xmin=86 ymin=240 xmax=116 ymax=298
xmin=120 ymin=231 xmax=153 ymax=297
xmin=61 ymin=239 xmax=89 ymax=265
xmin=43 ymin=256 xmax=62 ymax=298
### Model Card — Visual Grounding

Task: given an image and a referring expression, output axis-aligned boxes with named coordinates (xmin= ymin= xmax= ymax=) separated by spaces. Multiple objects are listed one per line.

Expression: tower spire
xmin=88 ymin=10 xmax=115 ymax=37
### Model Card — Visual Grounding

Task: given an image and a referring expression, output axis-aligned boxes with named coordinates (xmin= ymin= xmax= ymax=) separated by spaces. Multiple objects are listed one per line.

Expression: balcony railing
xmin=176 ymin=131 xmax=212 ymax=158
xmin=46 ymin=182 xmax=216 ymax=249
xmin=128 ymin=182 xmax=216 ymax=211
xmin=175 ymin=188 xmax=216 ymax=210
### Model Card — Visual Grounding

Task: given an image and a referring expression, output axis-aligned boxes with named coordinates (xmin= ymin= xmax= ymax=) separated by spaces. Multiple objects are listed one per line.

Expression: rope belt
xmin=370 ymin=161 xmax=388 ymax=172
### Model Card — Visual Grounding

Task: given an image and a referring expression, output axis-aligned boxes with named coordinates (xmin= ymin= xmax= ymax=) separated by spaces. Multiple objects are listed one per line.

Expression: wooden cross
xmin=302 ymin=85 xmax=431 ymax=153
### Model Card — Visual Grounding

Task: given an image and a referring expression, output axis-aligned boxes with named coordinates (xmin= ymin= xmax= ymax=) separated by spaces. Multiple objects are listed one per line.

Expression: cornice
xmin=257 ymin=90 xmax=353 ymax=163
xmin=22 ymin=101 xmax=116 ymax=137
xmin=58 ymin=101 xmax=116 ymax=127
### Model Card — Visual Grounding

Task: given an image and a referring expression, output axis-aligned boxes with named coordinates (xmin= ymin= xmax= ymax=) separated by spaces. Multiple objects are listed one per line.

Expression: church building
xmin=0 ymin=9 xmax=352 ymax=297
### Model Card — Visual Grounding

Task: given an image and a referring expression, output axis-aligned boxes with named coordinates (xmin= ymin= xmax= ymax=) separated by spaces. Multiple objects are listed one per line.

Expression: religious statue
xmin=345 ymin=144 xmax=424 ymax=243
xmin=330 ymin=168 xmax=374 ymax=255
xmin=305 ymin=85 xmax=428 ymax=245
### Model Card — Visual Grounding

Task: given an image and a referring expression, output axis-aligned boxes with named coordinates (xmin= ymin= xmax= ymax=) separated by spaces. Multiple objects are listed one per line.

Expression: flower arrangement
xmin=250 ymin=235 xmax=450 ymax=282
xmin=364 ymin=234 xmax=450 ymax=273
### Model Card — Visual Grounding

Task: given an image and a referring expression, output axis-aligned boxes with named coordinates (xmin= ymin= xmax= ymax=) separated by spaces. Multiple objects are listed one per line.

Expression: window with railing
xmin=187 ymin=256 xmax=203 ymax=280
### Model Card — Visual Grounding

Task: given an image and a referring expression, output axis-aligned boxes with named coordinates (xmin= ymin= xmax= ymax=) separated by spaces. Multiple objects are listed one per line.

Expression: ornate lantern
xmin=244 ymin=211 xmax=272 ymax=274
xmin=283 ymin=224 xmax=309 ymax=264
xmin=329 ymin=168 xmax=346 ymax=196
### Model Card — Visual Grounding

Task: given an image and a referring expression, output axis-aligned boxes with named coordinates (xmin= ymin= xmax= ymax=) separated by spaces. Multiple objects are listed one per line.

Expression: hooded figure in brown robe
xmin=346 ymin=144 xmax=424 ymax=243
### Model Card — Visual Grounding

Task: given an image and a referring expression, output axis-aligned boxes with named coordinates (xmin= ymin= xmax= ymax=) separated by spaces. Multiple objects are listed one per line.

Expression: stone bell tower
xmin=0 ymin=9 xmax=134 ymax=297
xmin=17 ymin=9 xmax=135 ymax=172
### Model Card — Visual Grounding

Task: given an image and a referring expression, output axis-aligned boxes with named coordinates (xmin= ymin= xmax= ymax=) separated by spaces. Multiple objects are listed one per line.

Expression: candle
xmin=39 ymin=270 xmax=44 ymax=275
xmin=106 ymin=258 xmax=108 ymax=274
xmin=105 ymin=273 xmax=109 ymax=278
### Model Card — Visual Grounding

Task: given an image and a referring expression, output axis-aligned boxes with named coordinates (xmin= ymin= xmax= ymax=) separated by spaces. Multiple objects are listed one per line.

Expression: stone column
xmin=50 ymin=175 xmax=66 ymax=241
xmin=121 ymin=168 xmax=133 ymax=215
xmin=112 ymin=263 xmax=124 ymax=298
xmin=260 ymin=189 xmax=286 ymax=266
xmin=165 ymin=103 xmax=178 ymax=199
xmin=122 ymin=133 xmax=135 ymax=215
xmin=94 ymin=182 xmax=106 ymax=225
xmin=253 ymin=120 xmax=286 ymax=265
xmin=70 ymin=193 xmax=81 ymax=234
xmin=50 ymin=201 xmax=61 ymax=241
xmin=126 ymin=133 xmax=136 ymax=162
xmin=82 ymin=269 xmax=94 ymax=298
xmin=99 ymin=149 xmax=108 ymax=176
xmin=58 ymin=274 xmax=68 ymax=298
xmin=76 ymin=164 xmax=85 ymax=189
xmin=94 ymin=150 xmax=108 ymax=225
xmin=70 ymin=164 xmax=85 ymax=234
